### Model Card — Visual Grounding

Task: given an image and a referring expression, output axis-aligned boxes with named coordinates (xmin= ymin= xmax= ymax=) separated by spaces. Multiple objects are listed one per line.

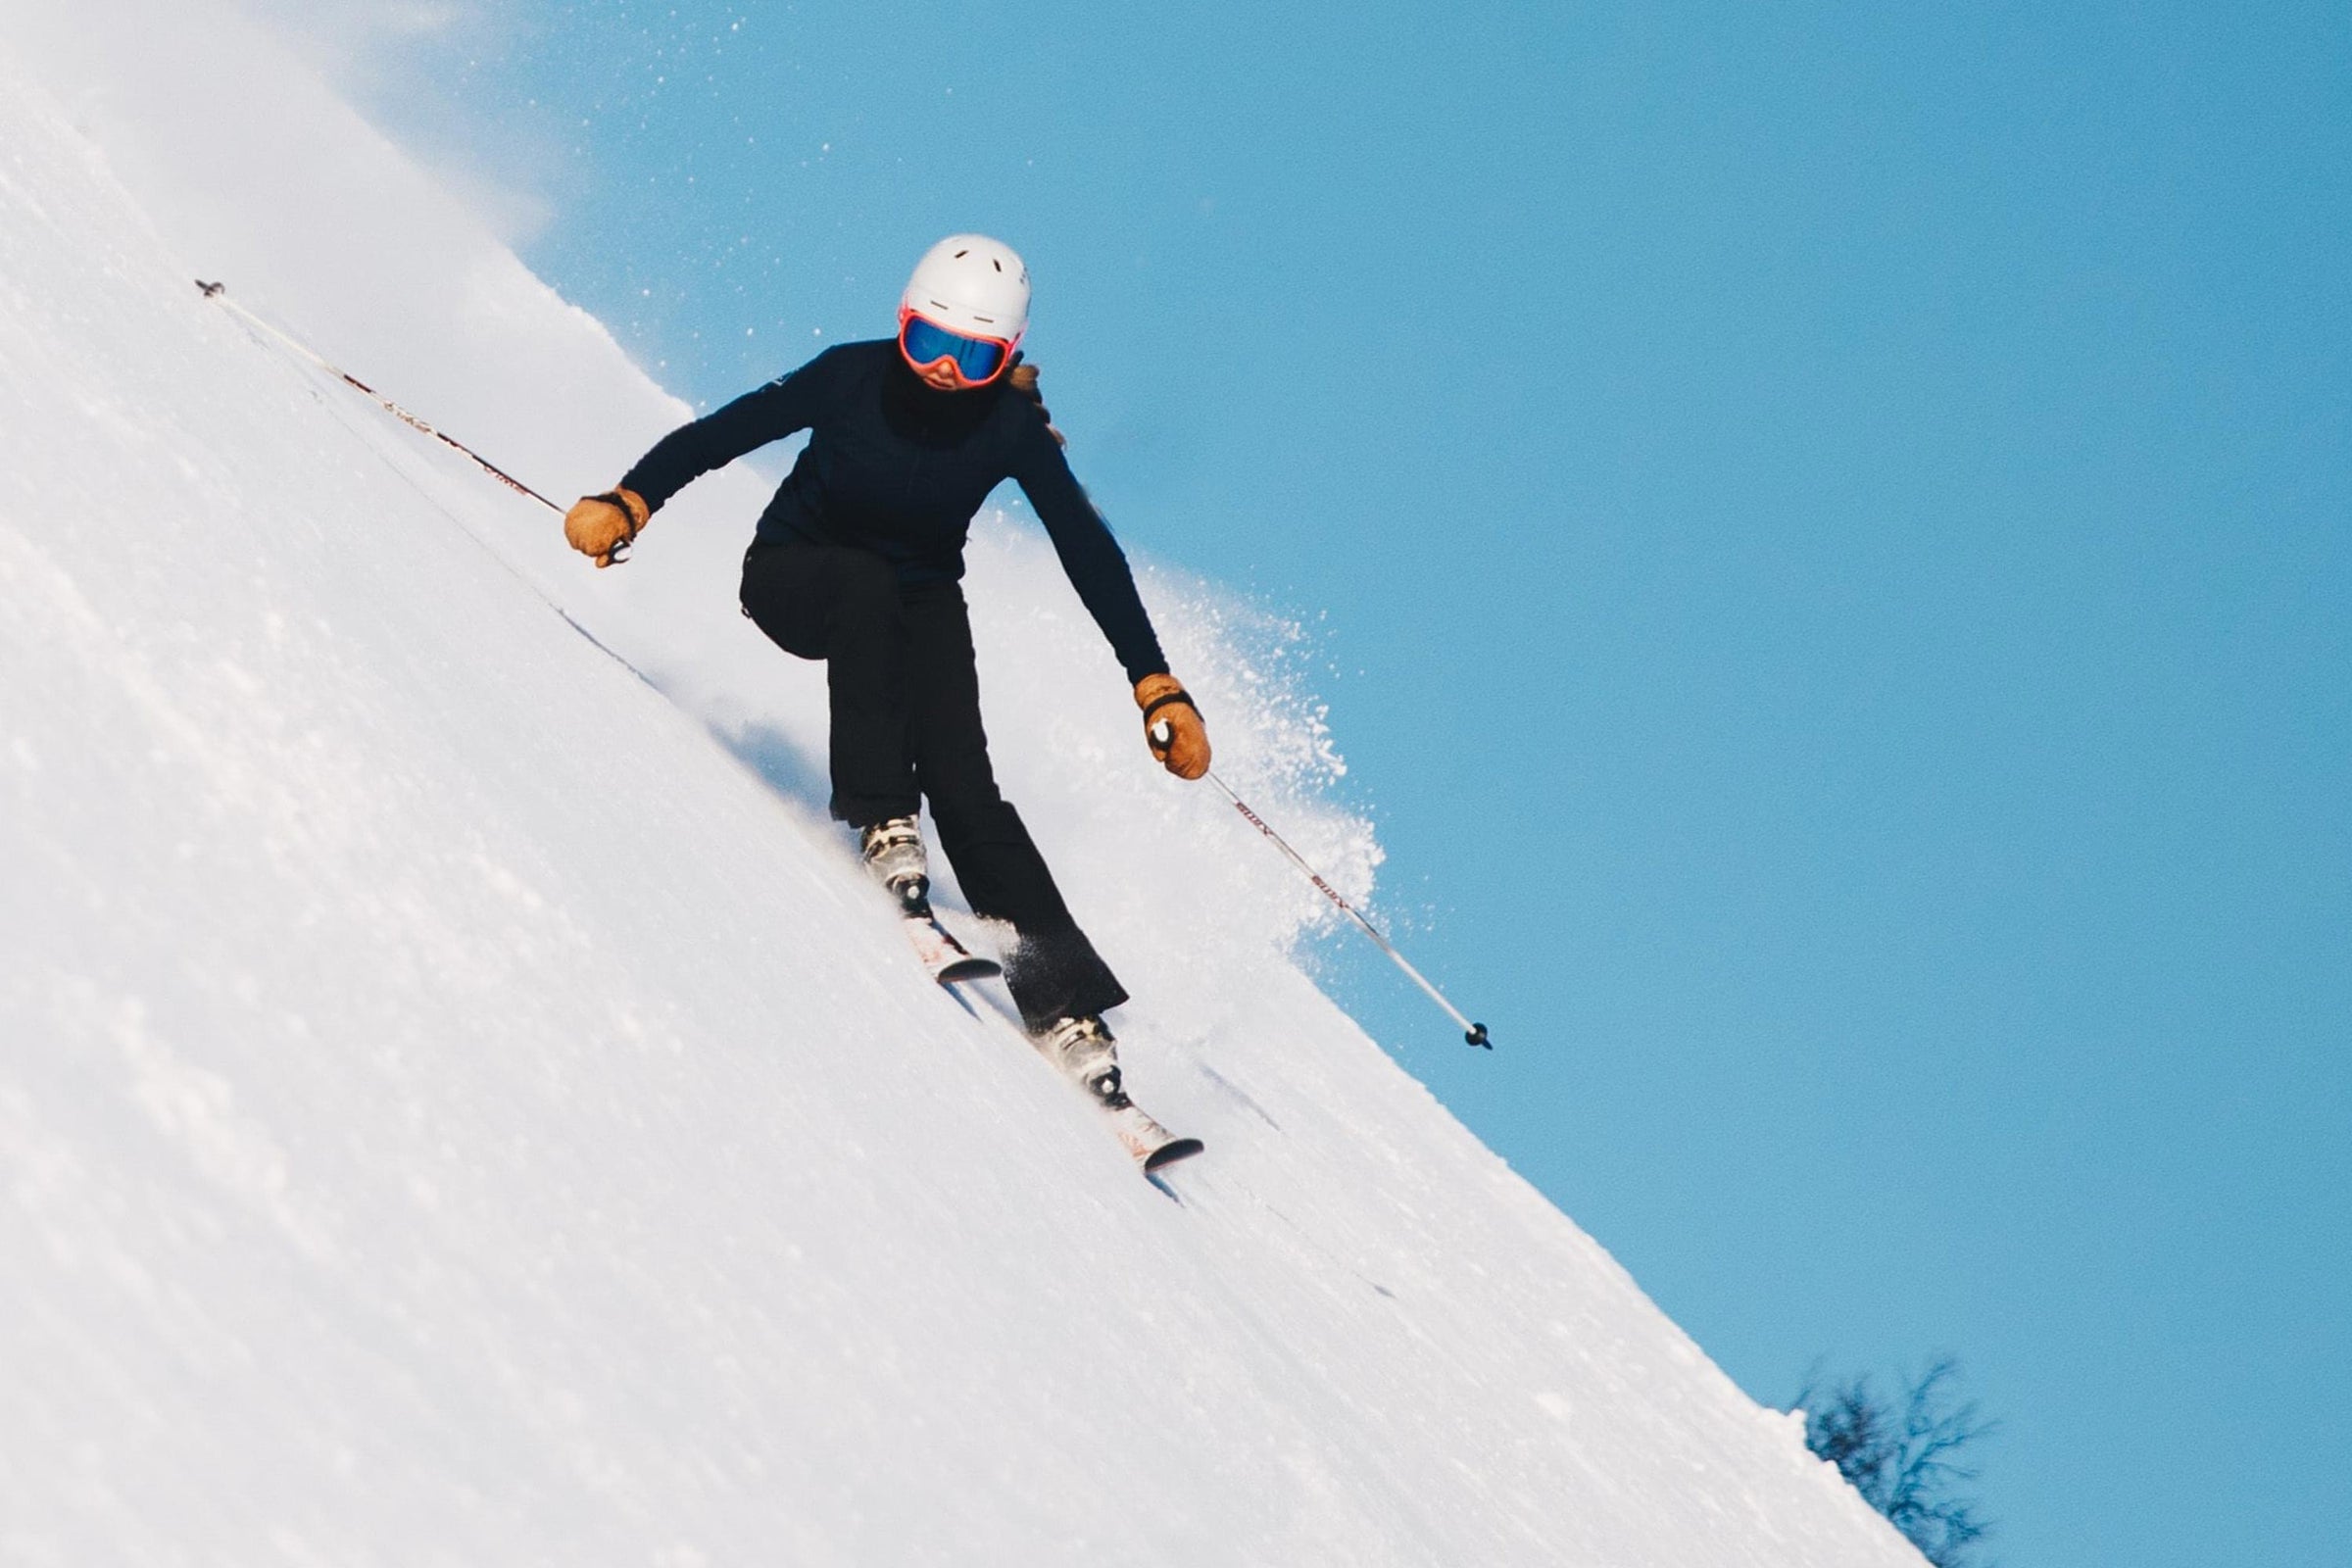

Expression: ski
xmin=921 ymin=952 xmax=1203 ymax=1174
xmin=1027 ymin=1022 xmax=1205 ymax=1174
xmin=1093 ymin=1088 xmax=1205 ymax=1173
xmin=902 ymin=909 xmax=1001 ymax=985
xmin=888 ymin=874 xmax=1201 ymax=1175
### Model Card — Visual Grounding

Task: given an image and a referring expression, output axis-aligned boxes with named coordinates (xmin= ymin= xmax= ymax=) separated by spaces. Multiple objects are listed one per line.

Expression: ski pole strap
xmin=1140 ymin=688 xmax=1200 ymax=725
xmin=590 ymin=492 xmax=645 ymax=533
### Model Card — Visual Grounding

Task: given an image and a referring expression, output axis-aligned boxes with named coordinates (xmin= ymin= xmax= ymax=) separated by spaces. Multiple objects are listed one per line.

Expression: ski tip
xmin=1141 ymin=1137 xmax=1205 ymax=1174
xmin=931 ymin=956 xmax=1003 ymax=984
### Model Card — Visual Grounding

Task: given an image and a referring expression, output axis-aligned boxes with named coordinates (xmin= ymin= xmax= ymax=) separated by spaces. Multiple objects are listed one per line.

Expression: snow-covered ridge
xmin=0 ymin=5 xmax=1919 ymax=1562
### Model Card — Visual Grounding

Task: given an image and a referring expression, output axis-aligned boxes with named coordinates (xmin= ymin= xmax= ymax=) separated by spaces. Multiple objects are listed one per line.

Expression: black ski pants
xmin=740 ymin=538 xmax=1129 ymax=1030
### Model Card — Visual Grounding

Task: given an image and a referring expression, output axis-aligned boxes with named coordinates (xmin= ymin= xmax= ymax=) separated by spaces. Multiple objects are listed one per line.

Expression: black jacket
xmin=621 ymin=340 xmax=1168 ymax=683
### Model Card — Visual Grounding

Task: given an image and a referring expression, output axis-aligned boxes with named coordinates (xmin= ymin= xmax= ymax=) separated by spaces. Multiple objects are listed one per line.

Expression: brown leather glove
xmin=1134 ymin=673 xmax=1210 ymax=780
xmin=564 ymin=487 xmax=649 ymax=568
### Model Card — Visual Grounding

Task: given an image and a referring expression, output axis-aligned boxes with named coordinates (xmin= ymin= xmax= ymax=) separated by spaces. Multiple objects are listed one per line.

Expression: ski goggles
xmin=898 ymin=307 xmax=1016 ymax=387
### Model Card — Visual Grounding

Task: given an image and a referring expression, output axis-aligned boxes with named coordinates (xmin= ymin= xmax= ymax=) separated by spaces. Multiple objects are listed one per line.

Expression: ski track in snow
xmin=0 ymin=6 xmax=1920 ymax=1564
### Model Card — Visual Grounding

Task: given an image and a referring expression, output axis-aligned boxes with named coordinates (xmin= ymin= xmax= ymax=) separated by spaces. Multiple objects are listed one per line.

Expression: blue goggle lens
xmin=902 ymin=316 xmax=1007 ymax=382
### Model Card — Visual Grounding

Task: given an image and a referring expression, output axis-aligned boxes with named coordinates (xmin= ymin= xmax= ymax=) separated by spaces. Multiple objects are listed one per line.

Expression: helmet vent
xmin=953 ymin=249 xmax=968 ymax=258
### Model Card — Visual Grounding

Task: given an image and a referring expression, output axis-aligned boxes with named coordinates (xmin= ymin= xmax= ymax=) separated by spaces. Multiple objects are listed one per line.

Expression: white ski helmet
xmin=901 ymin=233 xmax=1030 ymax=345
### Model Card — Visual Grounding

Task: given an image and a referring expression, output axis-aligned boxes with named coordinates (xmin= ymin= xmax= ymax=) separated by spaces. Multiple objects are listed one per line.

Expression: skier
xmin=561 ymin=235 xmax=1210 ymax=1102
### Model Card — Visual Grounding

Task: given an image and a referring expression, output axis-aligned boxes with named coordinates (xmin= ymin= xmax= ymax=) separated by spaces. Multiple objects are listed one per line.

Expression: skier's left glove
xmin=1135 ymin=673 xmax=1210 ymax=780
xmin=564 ymin=487 xmax=649 ymax=568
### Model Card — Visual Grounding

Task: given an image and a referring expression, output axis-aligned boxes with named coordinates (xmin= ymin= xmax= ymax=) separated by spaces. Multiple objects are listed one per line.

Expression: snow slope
xmin=0 ymin=6 xmax=1920 ymax=1564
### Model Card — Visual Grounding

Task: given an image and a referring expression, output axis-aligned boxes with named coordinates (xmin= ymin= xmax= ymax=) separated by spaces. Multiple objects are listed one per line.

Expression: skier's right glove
xmin=1134 ymin=673 xmax=1210 ymax=780
xmin=564 ymin=487 xmax=649 ymax=568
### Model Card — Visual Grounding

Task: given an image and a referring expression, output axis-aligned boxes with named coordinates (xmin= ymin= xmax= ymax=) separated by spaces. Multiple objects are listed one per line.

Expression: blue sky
xmin=318 ymin=2 xmax=2347 ymax=1561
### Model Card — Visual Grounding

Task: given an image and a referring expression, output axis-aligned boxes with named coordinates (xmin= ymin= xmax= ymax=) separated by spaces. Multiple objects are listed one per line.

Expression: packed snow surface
xmin=0 ymin=6 xmax=1919 ymax=1563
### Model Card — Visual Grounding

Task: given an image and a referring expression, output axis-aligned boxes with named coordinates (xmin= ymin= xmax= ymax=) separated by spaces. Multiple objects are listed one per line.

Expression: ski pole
xmin=208 ymin=274 xmax=1486 ymax=1046
xmin=193 ymin=281 xmax=587 ymax=533
xmin=1204 ymin=769 xmax=1491 ymax=1049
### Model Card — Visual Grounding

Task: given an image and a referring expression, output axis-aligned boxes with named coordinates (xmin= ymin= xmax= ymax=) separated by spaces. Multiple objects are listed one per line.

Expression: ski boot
xmin=858 ymin=815 xmax=930 ymax=915
xmin=1033 ymin=1014 xmax=1124 ymax=1103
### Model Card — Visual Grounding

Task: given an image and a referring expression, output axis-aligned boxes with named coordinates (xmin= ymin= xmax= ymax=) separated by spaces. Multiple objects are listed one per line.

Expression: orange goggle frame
xmin=898 ymin=305 xmax=1019 ymax=387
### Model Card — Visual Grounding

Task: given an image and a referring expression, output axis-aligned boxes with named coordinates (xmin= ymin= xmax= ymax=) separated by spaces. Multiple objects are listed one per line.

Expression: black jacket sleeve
xmin=1007 ymin=414 xmax=1170 ymax=686
xmin=620 ymin=350 xmax=840 ymax=511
